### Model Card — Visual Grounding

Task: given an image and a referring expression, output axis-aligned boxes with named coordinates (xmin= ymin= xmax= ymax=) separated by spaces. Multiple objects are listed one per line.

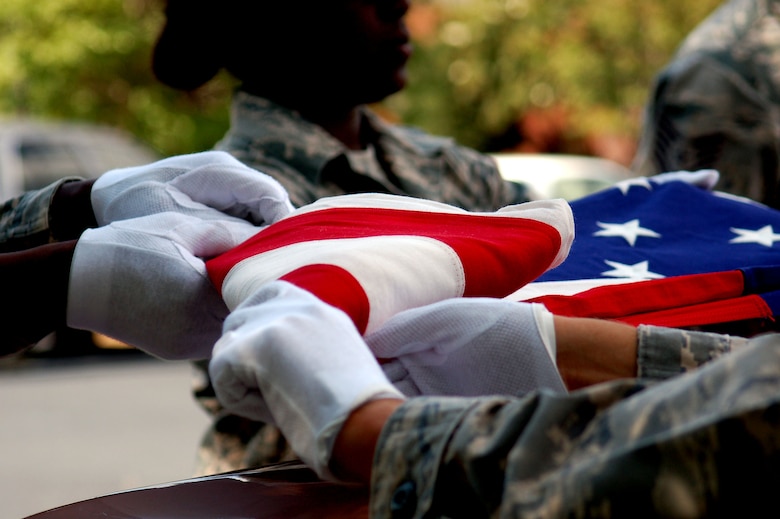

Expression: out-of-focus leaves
xmin=390 ymin=0 xmax=724 ymax=160
xmin=0 ymin=0 xmax=232 ymax=156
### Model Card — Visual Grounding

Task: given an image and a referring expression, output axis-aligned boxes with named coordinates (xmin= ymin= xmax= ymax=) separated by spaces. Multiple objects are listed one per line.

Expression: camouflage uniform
xmin=215 ymin=91 xmax=527 ymax=210
xmin=371 ymin=333 xmax=780 ymax=518
xmin=633 ymin=0 xmax=780 ymax=208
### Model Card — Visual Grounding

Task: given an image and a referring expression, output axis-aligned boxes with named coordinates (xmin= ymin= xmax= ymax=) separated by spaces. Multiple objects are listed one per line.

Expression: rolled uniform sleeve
xmin=0 ymin=177 xmax=82 ymax=252
xmin=370 ymin=396 xmax=482 ymax=519
xmin=369 ymin=336 xmax=780 ymax=518
xmin=636 ymin=324 xmax=749 ymax=381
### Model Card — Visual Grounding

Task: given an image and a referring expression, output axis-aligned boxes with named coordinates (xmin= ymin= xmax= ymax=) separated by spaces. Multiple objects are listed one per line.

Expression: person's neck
xmin=242 ymin=84 xmax=367 ymax=150
xmin=302 ymin=106 xmax=365 ymax=151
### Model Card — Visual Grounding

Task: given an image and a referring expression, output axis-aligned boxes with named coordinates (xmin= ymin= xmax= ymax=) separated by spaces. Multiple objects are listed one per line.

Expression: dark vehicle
xmin=27 ymin=462 xmax=368 ymax=519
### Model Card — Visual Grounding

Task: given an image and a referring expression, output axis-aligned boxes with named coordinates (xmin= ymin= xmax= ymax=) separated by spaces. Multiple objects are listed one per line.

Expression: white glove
xmin=67 ymin=212 xmax=259 ymax=360
xmin=209 ymin=281 xmax=404 ymax=480
xmin=91 ymin=151 xmax=294 ymax=226
xmin=367 ymin=298 xmax=566 ymax=397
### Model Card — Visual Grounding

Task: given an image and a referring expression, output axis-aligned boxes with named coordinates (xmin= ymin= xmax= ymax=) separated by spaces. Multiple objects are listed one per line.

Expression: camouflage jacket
xmin=215 ymin=91 xmax=527 ymax=210
xmin=371 ymin=334 xmax=780 ymax=518
xmin=633 ymin=0 xmax=780 ymax=208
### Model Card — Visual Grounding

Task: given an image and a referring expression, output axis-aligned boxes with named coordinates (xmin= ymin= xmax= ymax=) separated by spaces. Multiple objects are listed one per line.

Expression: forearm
xmin=554 ymin=315 xmax=638 ymax=390
xmin=0 ymin=178 xmax=95 ymax=253
xmin=331 ymin=398 xmax=405 ymax=483
xmin=0 ymin=240 xmax=76 ymax=355
xmin=49 ymin=179 xmax=97 ymax=241
xmin=554 ymin=316 xmax=750 ymax=390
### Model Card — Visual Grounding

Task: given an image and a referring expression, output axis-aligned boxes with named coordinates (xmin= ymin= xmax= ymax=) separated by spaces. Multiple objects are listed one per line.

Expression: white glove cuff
xmin=209 ymin=281 xmax=405 ymax=480
xmin=66 ymin=221 xmax=234 ymax=360
xmin=531 ymin=302 xmax=557 ymax=363
xmin=307 ymin=386 xmax=404 ymax=481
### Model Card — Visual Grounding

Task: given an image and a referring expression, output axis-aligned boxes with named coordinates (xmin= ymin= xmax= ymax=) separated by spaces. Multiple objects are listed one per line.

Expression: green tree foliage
xmin=388 ymin=0 xmax=724 ymax=155
xmin=0 ymin=0 xmax=724 ymax=159
xmin=0 ymin=0 xmax=232 ymax=156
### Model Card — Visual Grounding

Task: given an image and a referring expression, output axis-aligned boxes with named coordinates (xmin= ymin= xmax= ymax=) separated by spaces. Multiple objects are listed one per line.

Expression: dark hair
xmin=152 ymin=0 xmax=227 ymax=91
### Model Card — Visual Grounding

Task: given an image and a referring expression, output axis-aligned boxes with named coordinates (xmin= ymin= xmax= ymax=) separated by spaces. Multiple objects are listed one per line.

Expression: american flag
xmin=510 ymin=177 xmax=780 ymax=330
xmin=206 ymin=193 xmax=573 ymax=335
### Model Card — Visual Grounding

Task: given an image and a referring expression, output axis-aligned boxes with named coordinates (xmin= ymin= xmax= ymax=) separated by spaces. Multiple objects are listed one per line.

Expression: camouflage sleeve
xmin=636 ymin=324 xmax=749 ymax=381
xmin=370 ymin=335 xmax=780 ymax=518
xmin=369 ymin=396 xmax=484 ymax=518
xmin=0 ymin=178 xmax=79 ymax=252
xmin=632 ymin=56 xmax=779 ymax=205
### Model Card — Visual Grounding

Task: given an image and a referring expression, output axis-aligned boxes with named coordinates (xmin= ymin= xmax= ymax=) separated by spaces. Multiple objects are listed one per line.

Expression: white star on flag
xmin=601 ymin=260 xmax=665 ymax=280
xmin=729 ymin=225 xmax=780 ymax=247
xmin=593 ymin=219 xmax=661 ymax=246
xmin=506 ymin=178 xmax=780 ymax=333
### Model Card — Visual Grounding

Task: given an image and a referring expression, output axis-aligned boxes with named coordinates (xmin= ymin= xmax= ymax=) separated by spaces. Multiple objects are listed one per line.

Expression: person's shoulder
xmin=368 ymin=111 xmax=489 ymax=160
xmin=676 ymin=0 xmax=775 ymax=57
xmin=656 ymin=0 xmax=780 ymax=98
xmin=230 ymin=92 xmax=303 ymax=131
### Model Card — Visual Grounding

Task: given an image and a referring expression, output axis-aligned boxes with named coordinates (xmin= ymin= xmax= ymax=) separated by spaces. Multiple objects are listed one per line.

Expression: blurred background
xmin=0 ymin=0 xmax=724 ymax=516
xmin=0 ymin=0 xmax=722 ymax=163
xmin=0 ymin=353 xmax=209 ymax=519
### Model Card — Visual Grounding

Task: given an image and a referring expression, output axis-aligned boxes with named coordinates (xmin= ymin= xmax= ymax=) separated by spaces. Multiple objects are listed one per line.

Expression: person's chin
xmin=363 ymin=85 xmax=405 ymax=106
xmin=374 ymin=69 xmax=409 ymax=98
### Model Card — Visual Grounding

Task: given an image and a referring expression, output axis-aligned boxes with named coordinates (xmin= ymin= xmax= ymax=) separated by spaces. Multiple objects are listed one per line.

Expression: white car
xmin=491 ymin=152 xmax=633 ymax=200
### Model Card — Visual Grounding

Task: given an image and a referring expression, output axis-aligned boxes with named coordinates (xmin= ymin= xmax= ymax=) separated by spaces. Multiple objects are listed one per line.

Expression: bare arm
xmin=330 ymin=316 xmax=638 ymax=483
xmin=330 ymin=315 xmax=639 ymax=483
xmin=48 ymin=179 xmax=97 ymax=241
xmin=331 ymin=398 xmax=404 ymax=484
xmin=554 ymin=315 xmax=638 ymax=390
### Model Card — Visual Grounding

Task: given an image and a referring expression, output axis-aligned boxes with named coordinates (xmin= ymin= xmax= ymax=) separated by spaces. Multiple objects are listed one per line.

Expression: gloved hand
xmin=208 ymin=281 xmax=405 ymax=480
xmin=367 ymin=298 xmax=567 ymax=397
xmin=67 ymin=211 xmax=259 ymax=360
xmin=90 ymin=151 xmax=294 ymax=226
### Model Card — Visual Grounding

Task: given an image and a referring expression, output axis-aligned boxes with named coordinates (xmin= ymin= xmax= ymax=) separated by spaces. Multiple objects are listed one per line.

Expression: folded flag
xmin=509 ymin=177 xmax=780 ymax=329
xmin=206 ymin=193 xmax=573 ymax=335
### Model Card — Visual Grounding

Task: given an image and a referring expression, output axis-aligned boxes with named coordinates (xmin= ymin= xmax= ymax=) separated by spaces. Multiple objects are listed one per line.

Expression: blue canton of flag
xmin=538 ymin=177 xmax=780 ymax=283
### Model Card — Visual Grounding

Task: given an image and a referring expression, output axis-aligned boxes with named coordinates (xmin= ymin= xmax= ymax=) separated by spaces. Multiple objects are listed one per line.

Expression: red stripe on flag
xmin=279 ymin=264 xmax=371 ymax=334
xmin=526 ymin=270 xmax=746 ymax=320
xmin=207 ymin=207 xmax=562 ymax=298
xmin=615 ymin=294 xmax=774 ymax=328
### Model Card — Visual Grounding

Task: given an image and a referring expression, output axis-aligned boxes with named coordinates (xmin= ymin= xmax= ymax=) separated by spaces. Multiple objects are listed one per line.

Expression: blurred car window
xmin=19 ymin=140 xmax=86 ymax=190
xmin=0 ymin=119 xmax=159 ymax=200
xmin=491 ymin=153 xmax=634 ymax=200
